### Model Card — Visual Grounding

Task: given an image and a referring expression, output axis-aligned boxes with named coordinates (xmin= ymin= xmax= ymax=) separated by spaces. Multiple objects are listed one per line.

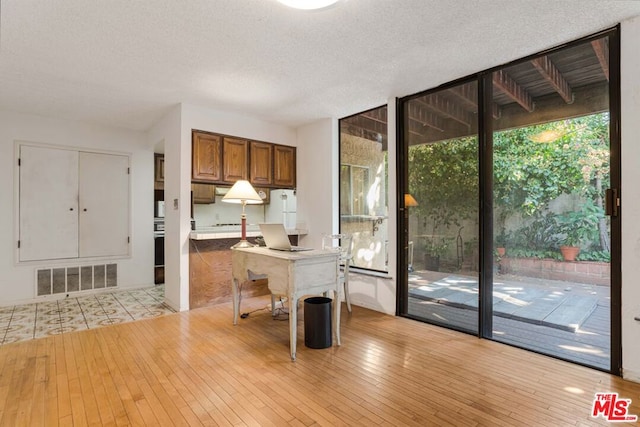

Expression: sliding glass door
xmin=403 ymin=80 xmax=480 ymax=334
xmin=490 ymin=34 xmax=614 ymax=370
xmin=399 ymin=29 xmax=620 ymax=373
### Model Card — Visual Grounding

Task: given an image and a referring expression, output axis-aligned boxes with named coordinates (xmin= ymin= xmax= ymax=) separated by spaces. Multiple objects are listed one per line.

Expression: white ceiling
xmin=1 ymin=0 xmax=639 ymax=132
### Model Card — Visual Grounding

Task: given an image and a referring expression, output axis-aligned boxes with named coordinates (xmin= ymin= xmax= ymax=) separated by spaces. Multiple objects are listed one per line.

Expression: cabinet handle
xmin=83 ymin=208 xmax=87 ymax=212
xmin=69 ymin=208 xmax=74 ymax=211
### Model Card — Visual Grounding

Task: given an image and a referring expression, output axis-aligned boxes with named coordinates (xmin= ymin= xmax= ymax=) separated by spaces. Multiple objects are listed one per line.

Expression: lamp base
xmin=231 ymin=239 xmax=256 ymax=249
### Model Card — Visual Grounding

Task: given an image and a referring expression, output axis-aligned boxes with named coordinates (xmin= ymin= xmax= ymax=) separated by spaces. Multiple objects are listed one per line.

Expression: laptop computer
xmin=258 ymin=223 xmax=313 ymax=252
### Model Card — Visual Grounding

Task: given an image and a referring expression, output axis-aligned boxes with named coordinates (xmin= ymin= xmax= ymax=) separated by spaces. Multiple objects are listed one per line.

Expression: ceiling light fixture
xmin=277 ymin=0 xmax=340 ymax=10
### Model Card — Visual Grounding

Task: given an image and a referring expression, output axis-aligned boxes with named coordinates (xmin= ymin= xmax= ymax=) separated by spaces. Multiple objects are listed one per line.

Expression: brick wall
xmin=500 ymin=257 xmax=610 ymax=286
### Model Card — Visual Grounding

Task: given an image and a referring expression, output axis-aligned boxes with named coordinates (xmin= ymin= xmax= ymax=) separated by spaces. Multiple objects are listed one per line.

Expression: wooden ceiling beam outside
xmin=531 ymin=56 xmax=574 ymax=104
xmin=591 ymin=39 xmax=610 ymax=81
xmin=493 ymin=82 xmax=607 ymax=133
xmin=447 ymin=85 xmax=477 ymax=110
xmin=493 ymin=69 xmax=535 ymax=112
xmin=340 ymin=122 xmax=388 ymax=148
xmin=361 ymin=108 xmax=387 ymax=125
xmin=342 ymin=115 xmax=386 ymax=135
xmin=417 ymin=94 xmax=473 ymax=128
xmin=406 ymin=103 xmax=445 ymax=131
xmin=406 ymin=82 xmax=608 ymax=146
xmin=447 ymin=86 xmax=501 ymax=119
xmin=407 ymin=120 xmax=432 ymax=140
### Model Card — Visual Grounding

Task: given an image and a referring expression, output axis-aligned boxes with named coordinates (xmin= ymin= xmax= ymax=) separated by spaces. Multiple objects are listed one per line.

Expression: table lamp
xmin=222 ymin=180 xmax=263 ymax=248
xmin=405 ymin=194 xmax=419 ymax=207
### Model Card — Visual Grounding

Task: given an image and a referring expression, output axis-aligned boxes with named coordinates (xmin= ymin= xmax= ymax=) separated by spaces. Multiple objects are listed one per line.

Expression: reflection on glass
xmin=339 ymin=106 xmax=389 ymax=272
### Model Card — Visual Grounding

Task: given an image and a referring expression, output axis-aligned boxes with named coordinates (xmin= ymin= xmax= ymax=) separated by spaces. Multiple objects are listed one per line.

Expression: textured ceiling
xmin=1 ymin=0 xmax=639 ymax=132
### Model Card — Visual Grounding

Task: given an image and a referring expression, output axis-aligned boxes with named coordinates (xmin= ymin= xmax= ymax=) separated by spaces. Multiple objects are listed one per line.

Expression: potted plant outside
xmin=557 ymin=205 xmax=601 ymax=261
xmin=495 ymin=231 xmax=507 ymax=257
xmin=424 ymin=237 xmax=449 ymax=271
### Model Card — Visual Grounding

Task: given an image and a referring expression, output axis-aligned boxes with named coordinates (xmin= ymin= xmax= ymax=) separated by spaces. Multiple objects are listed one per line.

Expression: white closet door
xmin=78 ymin=152 xmax=130 ymax=257
xmin=19 ymin=146 xmax=79 ymax=261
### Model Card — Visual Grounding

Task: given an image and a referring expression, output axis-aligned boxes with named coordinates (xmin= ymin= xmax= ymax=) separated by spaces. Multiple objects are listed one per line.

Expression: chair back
xmin=322 ymin=234 xmax=353 ymax=268
xmin=322 ymin=233 xmax=354 ymax=313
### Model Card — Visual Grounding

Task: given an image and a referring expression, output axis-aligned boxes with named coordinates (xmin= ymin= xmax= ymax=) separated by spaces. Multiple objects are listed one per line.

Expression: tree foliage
xmin=408 ymin=113 xmax=610 ymax=254
xmin=408 ymin=136 xmax=478 ymax=235
xmin=494 ymin=114 xmax=609 ymax=217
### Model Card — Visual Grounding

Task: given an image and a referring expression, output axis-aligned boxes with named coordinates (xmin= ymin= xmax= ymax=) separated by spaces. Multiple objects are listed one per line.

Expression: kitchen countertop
xmin=190 ymin=226 xmax=308 ymax=241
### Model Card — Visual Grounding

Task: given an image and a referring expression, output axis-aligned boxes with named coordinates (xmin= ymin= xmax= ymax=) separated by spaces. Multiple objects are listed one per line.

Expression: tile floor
xmin=0 ymin=285 xmax=174 ymax=345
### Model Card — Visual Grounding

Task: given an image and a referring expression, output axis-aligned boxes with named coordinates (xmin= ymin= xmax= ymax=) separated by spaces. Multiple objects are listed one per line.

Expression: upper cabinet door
xmin=154 ymin=153 xmax=164 ymax=190
xmin=192 ymin=131 xmax=222 ymax=183
xmin=250 ymin=141 xmax=273 ymax=186
xmin=19 ymin=145 xmax=80 ymax=261
xmin=273 ymin=145 xmax=296 ymax=188
xmin=191 ymin=183 xmax=216 ymax=204
xmin=223 ymin=137 xmax=248 ymax=182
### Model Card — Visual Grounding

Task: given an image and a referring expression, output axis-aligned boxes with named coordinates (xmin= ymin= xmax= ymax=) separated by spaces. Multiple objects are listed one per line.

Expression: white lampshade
xmin=221 ymin=180 xmax=263 ymax=204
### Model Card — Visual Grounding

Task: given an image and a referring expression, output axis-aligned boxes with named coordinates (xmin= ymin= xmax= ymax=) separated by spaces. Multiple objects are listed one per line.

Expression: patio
xmin=408 ymin=270 xmax=611 ymax=370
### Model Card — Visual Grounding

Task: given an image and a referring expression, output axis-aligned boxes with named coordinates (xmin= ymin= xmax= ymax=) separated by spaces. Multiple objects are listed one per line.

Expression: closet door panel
xmin=19 ymin=145 xmax=79 ymax=261
xmin=78 ymin=152 xmax=130 ymax=257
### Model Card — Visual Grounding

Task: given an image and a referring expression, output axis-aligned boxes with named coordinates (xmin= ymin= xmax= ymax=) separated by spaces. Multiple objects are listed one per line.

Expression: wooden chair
xmin=322 ymin=234 xmax=353 ymax=313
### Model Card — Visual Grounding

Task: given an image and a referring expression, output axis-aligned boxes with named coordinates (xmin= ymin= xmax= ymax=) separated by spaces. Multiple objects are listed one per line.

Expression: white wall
xmin=296 ymin=118 xmax=337 ymax=247
xmin=0 ymin=109 xmax=153 ymax=305
xmin=620 ymin=16 xmax=640 ymax=382
xmin=147 ymin=105 xmax=184 ymax=310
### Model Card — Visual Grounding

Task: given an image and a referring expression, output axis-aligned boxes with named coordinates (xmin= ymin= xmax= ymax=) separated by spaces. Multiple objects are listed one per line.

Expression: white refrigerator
xmin=265 ymin=189 xmax=296 ymax=229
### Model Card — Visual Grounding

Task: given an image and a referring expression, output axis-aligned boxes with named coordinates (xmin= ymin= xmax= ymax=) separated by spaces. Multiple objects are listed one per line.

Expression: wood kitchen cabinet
xmin=192 ymin=131 xmax=222 ymax=183
xmin=223 ymin=137 xmax=248 ymax=182
xmin=249 ymin=141 xmax=273 ymax=186
xmin=192 ymin=129 xmax=296 ymax=188
xmin=273 ymin=144 xmax=296 ymax=188
xmin=191 ymin=183 xmax=216 ymax=204
xmin=154 ymin=153 xmax=164 ymax=190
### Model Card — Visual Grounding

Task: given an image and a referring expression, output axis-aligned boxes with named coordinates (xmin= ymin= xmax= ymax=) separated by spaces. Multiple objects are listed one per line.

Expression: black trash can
xmin=304 ymin=297 xmax=332 ymax=349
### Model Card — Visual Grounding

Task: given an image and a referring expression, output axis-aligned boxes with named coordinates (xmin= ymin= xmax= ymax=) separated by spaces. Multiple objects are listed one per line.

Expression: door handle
xmin=605 ymin=188 xmax=619 ymax=217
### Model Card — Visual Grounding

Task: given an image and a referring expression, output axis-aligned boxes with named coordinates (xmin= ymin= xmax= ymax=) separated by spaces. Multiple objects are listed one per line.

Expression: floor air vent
xmin=36 ymin=264 xmax=117 ymax=296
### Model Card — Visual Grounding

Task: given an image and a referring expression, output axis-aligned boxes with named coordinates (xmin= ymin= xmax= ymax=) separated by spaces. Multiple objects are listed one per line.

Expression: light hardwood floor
xmin=0 ymin=294 xmax=638 ymax=426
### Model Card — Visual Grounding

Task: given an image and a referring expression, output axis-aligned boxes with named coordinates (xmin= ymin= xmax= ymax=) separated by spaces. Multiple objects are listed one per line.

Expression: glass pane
xmin=404 ymin=80 xmax=479 ymax=333
xmin=339 ymin=106 xmax=389 ymax=272
xmin=491 ymin=36 xmax=610 ymax=370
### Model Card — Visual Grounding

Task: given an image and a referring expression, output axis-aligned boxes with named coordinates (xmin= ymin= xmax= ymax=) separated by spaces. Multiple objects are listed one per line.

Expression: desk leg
xmin=289 ymin=295 xmax=297 ymax=361
xmin=232 ymin=278 xmax=239 ymax=325
xmin=270 ymin=293 xmax=276 ymax=316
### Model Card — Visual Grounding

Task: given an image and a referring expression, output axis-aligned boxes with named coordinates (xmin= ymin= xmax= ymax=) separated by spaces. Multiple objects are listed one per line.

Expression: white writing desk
xmin=231 ymin=247 xmax=341 ymax=361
